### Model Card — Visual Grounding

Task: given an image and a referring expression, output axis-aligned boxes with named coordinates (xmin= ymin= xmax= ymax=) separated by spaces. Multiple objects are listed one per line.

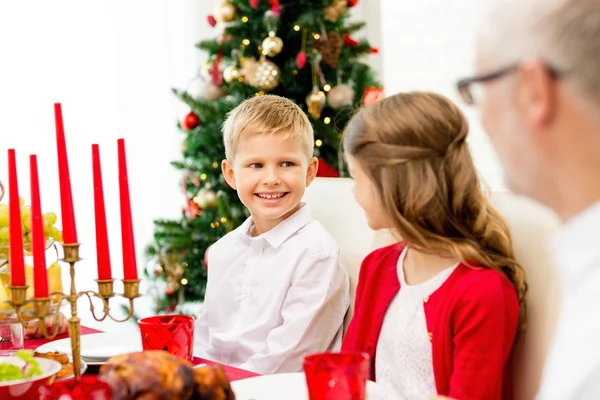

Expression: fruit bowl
xmin=0 ymin=355 xmax=61 ymax=399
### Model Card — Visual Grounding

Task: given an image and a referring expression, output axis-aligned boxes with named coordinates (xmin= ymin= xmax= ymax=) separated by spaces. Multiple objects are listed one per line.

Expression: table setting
xmin=0 ymin=103 xmax=383 ymax=399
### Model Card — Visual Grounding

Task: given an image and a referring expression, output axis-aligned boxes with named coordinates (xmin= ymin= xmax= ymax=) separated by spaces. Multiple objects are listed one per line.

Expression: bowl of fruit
xmin=0 ymin=350 xmax=62 ymax=399
xmin=0 ymin=190 xmax=64 ymax=322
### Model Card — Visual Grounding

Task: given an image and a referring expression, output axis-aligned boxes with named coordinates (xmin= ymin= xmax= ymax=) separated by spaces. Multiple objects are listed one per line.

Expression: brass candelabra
xmin=7 ymin=243 xmax=140 ymax=380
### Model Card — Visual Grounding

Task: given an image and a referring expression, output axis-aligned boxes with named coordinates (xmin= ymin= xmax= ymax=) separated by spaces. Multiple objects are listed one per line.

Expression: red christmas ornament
xmin=369 ymin=47 xmax=379 ymax=54
xmin=207 ymin=15 xmax=217 ymax=27
xmin=182 ymin=112 xmax=200 ymax=131
xmin=296 ymin=51 xmax=307 ymax=69
xmin=249 ymin=0 xmax=260 ymax=8
xmin=316 ymin=158 xmax=340 ymax=178
xmin=348 ymin=0 xmax=359 ymax=6
xmin=343 ymin=34 xmax=359 ymax=47
xmin=270 ymin=0 xmax=281 ymax=16
xmin=211 ymin=52 xmax=223 ymax=86
xmin=363 ymin=87 xmax=385 ymax=106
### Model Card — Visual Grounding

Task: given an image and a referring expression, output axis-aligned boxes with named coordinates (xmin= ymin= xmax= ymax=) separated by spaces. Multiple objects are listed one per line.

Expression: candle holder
xmin=7 ymin=242 xmax=140 ymax=380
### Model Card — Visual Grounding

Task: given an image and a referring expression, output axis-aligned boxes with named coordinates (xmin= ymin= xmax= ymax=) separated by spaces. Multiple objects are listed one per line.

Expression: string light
xmin=313 ymin=33 xmax=320 ymax=40
xmin=210 ymin=222 xmax=216 ymax=228
xmin=315 ymin=139 xmax=323 ymax=147
xmin=220 ymin=217 xmax=227 ymax=223
xmin=212 ymin=162 xmax=219 ymax=168
xmin=294 ymin=25 xmax=300 ymax=31
xmin=200 ymin=173 xmax=207 ymax=180
xmin=242 ymin=39 xmax=250 ymax=45
xmin=181 ymin=278 xmax=189 ymax=285
xmin=238 ymin=76 xmax=244 ymax=82
xmin=324 ymin=117 xmax=331 ymax=124
xmin=214 ymin=221 xmax=220 ymax=227
xmin=242 ymin=16 xmax=249 ymax=22
xmin=323 ymin=84 xmax=331 ymax=91
xmin=293 ymin=70 xmax=298 ymax=75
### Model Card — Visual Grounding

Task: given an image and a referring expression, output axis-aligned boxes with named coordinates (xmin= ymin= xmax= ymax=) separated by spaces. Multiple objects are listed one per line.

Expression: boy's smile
xmin=222 ymin=134 xmax=318 ymax=235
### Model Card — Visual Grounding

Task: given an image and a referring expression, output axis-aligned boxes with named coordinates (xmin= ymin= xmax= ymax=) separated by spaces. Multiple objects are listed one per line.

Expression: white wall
xmin=379 ymin=0 xmax=504 ymax=189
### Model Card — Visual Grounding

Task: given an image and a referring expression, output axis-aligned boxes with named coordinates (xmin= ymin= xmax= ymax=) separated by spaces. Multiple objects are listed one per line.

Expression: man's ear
xmin=222 ymin=159 xmax=237 ymax=190
xmin=305 ymin=157 xmax=319 ymax=187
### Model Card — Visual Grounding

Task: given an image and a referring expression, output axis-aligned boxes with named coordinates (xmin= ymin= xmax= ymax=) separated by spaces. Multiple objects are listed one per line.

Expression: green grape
xmin=20 ymin=206 xmax=31 ymax=223
xmin=0 ymin=204 xmax=8 ymax=227
xmin=49 ymin=226 xmax=60 ymax=240
xmin=43 ymin=212 xmax=57 ymax=226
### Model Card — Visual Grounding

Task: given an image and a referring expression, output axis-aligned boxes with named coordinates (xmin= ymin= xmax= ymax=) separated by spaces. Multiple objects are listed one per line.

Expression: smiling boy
xmin=193 ymin=95 xmax=349 ymax=374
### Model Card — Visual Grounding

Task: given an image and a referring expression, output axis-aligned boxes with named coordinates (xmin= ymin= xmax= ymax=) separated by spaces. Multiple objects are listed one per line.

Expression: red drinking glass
xmin=39 ymin=375 xmax=112 ymax=400
xmin=138 ymin=315 xmax=195 ymax=361
xmin=303 ymin=352 xmax=370 ymax=400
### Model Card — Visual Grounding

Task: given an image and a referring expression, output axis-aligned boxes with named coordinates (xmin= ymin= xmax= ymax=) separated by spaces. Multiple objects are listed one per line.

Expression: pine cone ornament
xmin=314 ymin=32 xmax=343 ymax=68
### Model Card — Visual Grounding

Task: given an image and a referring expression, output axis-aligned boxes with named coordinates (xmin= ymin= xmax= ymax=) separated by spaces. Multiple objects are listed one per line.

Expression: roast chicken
xmin=98 ymin=350 xmax=236 ymax=400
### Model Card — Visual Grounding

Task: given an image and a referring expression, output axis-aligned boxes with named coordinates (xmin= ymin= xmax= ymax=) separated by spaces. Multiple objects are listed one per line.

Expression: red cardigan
xmin=342 ymin=243 xmax=519 ymax=400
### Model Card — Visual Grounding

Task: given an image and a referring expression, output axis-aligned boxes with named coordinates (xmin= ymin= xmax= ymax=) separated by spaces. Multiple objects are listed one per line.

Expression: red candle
xmin=117 ymin=139 xmax=137 ymax=280
xmin=92 ymin=144 xmax=112 ymax=280
xmin=30 ymin=155 xmax=49 ymax=298
xmin=54 ymin=103 xmax=78 ymax=244
xmin=7 ymin=150 xmax=25 ymax=287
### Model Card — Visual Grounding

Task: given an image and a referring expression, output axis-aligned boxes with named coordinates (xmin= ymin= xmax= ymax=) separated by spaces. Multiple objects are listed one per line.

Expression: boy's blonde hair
xmin=222 ymin=95 xmax=314 ymax=160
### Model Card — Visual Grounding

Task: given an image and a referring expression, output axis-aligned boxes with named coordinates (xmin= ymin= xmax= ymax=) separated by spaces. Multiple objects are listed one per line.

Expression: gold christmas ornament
xmin=213 ymin=0 xmax=237 ymax=23
xmin=240 ymin=57 xmax=257 ymax=77
xmin=261 ymin=32 xmax=284 ymax=57
xmin=306 ymin=87 xmax=326 ymax=119
xmin=324 ymin=0 xmax=348 ymax=22
xmin=199 ymin=60 xmax=214 ymax=78
xmin=327 ymin=84 xmax=354 ymax=109
xmin=194 ymin=188 xmax=218 ymax=209
xmin=247 ymin=57 xmax=281 ymax=91
xmin=223 ymin=64 xmax=241 ymax=83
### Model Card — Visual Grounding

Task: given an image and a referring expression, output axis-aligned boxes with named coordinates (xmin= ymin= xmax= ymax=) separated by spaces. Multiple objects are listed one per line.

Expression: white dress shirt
xmin=193 ymin=204 xmax=350 ymax=374
xmin=537 ymin=201 xmax=600 ymax=400
xmin=376 ymin=246 xmax=457 ymax=400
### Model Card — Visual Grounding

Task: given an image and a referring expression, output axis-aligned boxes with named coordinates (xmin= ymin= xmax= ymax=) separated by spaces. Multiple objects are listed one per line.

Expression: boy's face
xmin=222 ymin=133 xmax=318 ymax=235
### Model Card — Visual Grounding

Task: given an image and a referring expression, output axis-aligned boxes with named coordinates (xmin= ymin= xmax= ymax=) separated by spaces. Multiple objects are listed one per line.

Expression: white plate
xmin=35 ymin=333 xmax=142 ymax=366
xmin=53 ymin=333 xmax=142 ymax=360
xmin=230 ymin=372 xmax=384 ymax=400
xmin=35 ymin=342 xmax=104 ymax=367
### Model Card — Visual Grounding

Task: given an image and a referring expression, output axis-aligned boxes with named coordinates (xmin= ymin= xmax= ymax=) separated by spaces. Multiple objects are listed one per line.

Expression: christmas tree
xmin=147 ymin=0 xmax=381 ymax=313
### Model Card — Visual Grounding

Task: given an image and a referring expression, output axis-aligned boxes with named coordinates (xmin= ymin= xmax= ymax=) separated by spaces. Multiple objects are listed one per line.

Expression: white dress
xmin=375 ymin=246 xmax=458 ymax=400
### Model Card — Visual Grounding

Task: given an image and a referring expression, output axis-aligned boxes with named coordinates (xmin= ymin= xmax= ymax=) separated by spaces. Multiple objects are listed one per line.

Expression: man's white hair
xmin=479 ymin=0 xmax=600 ymax=102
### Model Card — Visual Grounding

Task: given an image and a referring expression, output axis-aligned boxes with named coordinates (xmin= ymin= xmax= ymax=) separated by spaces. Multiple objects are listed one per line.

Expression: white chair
xmin=303 ymin=178 xmax=561 ymax=400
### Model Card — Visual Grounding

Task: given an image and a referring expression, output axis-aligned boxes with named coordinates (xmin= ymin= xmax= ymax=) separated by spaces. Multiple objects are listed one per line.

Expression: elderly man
xmin=434 ymin=0 xmax=600 ymax=399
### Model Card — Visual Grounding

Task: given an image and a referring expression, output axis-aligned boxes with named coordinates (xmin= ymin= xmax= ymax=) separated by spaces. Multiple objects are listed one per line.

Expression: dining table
xmin=24 ymin=326 xmax=260 ymax=382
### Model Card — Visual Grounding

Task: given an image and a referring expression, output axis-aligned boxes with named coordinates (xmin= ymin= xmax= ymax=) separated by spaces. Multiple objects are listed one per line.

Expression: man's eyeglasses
xmin=456 ymin=64 xmax=562 ymax=105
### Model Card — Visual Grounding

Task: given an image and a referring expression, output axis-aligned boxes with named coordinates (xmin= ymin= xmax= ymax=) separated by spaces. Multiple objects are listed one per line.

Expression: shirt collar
xmin=238 ymin=203 xmax=312 ymax=249
xmin=550 ymin=200 xmax=600 ymax=284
